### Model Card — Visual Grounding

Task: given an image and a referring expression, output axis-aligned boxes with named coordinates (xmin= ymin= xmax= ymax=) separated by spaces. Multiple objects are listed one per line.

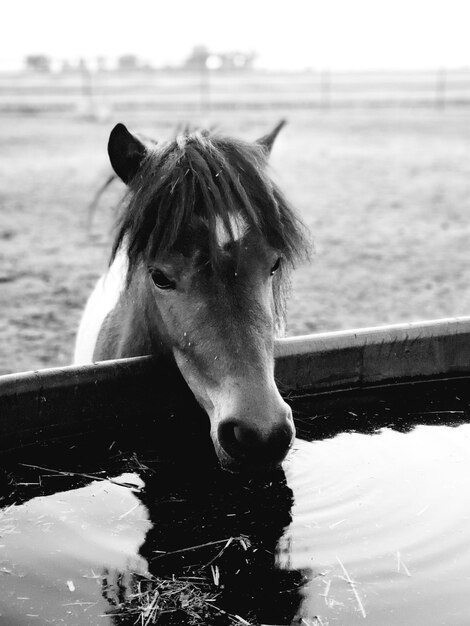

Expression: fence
xmin=1 ymin=68 xmax=470 ymax=115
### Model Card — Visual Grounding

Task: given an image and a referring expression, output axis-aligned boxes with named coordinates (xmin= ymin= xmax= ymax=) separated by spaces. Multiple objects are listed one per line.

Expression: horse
xmin=74 ymin=121 xmax=309 ymax=472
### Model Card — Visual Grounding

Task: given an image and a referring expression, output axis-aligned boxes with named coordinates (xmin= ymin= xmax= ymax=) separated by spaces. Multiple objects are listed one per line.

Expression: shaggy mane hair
xmin=111 ymin=128 xmax=311 ymax=329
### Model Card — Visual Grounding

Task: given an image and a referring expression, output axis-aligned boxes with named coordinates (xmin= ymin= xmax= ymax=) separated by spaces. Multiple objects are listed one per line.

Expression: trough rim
xmin=1 ymin=315 xmax=470 ymax=449
xmin=1 ymin=315 xmax=470 ymax=393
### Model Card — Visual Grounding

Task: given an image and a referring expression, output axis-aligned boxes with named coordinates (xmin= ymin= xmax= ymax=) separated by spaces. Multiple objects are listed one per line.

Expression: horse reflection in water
xmin=101 ymin=461 xmax=310 ymax=625
xmin=74 ymin=122 xmax=309 ymax=473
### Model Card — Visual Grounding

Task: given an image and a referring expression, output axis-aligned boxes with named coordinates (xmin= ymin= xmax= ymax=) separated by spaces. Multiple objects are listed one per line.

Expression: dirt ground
xmin=2 ymin=108 xmax=470 ymax=375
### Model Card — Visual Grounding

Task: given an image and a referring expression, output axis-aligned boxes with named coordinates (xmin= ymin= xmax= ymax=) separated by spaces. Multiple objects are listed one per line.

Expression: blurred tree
xmin=218 ymin=51 xmax=255 ymax=70
xmin=118 ymin=54 xmax=140 ymax=71
xmin=184 ymin=45 xmax=210 ymax=70
xmin=25 ymin=55 xmax=51 ymax=72
xmin=185 ymin=46 xmax=255 ymax=71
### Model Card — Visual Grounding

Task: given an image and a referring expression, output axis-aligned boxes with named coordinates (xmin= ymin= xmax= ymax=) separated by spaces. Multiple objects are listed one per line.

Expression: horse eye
xmin=270 ymin=257 xmax=281 ymax=275
xmin=150 ymin=269 xmax=176 ymax=290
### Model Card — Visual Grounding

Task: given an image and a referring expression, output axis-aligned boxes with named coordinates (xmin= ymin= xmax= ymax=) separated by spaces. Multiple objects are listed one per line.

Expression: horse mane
xmin=111 ymin=127 xmax=310 ymax=328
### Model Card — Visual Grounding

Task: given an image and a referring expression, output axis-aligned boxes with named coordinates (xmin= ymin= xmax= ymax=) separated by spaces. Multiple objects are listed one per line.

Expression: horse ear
xmin=108 ymin=123 xmax=147 ymax=184
xmin=256 ymin=119 xmax=287 ymax=155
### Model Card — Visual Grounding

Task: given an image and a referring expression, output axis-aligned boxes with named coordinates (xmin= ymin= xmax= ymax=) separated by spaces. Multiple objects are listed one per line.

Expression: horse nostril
xmin=217 ymin=419 xmax=294 ymax=466
xmin=232 ymin=424 xmax=261 ymax=448
xmin=218 ymin=420 xmax=250 ymax=459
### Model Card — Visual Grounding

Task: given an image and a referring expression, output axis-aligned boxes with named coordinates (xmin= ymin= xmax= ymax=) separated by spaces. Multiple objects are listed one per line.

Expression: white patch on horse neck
xmin=73 ymin=249 xmax=128 ymax=364
xmin=215 ymin=213 xmax=247 ymax=247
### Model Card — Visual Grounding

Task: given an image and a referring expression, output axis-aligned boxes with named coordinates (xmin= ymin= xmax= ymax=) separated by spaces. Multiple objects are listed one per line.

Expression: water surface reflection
xmin=1 ymin=376 xmax=470 ymax=625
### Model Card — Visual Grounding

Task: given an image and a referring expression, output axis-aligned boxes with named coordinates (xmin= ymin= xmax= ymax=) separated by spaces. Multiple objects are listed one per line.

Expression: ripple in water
xmin=1 ymin=378 xmax=470 ymax=625
xmin=283 ymin=424 xmax=470 ymax=625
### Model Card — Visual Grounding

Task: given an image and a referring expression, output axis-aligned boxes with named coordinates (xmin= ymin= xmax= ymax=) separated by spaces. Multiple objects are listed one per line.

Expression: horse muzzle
xmin=214 ymin=407 xmax=295 ymax=473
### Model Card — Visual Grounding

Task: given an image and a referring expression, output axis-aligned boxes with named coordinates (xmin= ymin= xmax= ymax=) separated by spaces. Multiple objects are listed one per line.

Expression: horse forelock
xmin=111 ymin=128 xmax=310 ymax=325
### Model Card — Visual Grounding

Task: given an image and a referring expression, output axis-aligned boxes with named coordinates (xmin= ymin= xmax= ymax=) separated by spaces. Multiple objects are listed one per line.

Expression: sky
xmin=1 ymin=0 xmax=469 ymax=71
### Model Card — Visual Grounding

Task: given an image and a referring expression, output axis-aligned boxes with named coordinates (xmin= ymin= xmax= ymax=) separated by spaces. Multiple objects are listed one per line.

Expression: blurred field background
xmin=2 ymin=68 xmax=470 ymax=374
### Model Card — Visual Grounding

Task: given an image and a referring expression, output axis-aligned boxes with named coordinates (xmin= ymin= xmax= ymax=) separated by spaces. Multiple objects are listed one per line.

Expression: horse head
xmin=99 ymin=122 xmax=309 ymax=472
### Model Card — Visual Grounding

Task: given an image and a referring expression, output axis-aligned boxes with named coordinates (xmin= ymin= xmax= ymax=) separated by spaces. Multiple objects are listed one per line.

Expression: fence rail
xmin=1 ymin=68 xmax=470 ymax=114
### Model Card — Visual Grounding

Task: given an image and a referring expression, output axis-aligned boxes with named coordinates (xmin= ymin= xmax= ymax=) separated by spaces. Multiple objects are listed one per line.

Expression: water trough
xmin=1 ymin=316 xmax=470 ymax=625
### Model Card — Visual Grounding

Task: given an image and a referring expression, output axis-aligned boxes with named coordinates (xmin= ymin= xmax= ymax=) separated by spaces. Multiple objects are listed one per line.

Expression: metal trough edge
xmin=275 ymin=315 xmax=470 ymax=390
xmin=1 ymin=316 xmax=470 ymax=445
xmin=1 ymin=315 xmax=470 ymax=394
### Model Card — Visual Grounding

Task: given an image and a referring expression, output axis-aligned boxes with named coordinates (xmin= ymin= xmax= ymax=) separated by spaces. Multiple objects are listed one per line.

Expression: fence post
xmin=320 ymin=69 xmax=331 ymax=109
xmin=79 ymin=58 xmax=96 ymax=117
xmin=435 ymin=68 xmax=447 ymax=109
xmin=200 ymin=64 xmax=211 ymax=114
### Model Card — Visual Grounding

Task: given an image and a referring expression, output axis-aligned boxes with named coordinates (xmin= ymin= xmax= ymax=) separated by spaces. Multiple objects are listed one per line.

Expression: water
xmin=0 ymin=474 xmax=150 ymax=624
xmin=284 ymin=425 xmax=470 ymax=625
xmin=0 ymin=377 xmax=469 ymax=625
